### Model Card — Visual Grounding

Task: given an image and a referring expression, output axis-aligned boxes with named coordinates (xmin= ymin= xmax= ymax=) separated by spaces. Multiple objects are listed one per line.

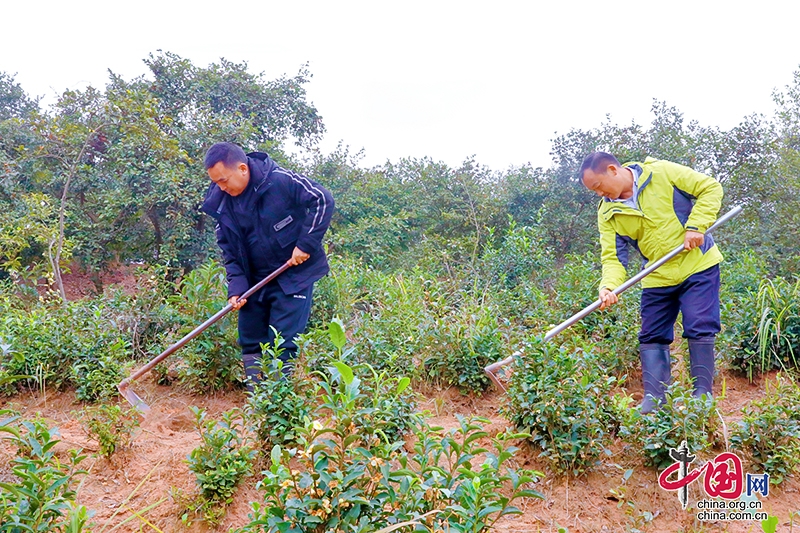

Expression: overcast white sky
xmin=2 ymin=1 xmax=798 ymax=170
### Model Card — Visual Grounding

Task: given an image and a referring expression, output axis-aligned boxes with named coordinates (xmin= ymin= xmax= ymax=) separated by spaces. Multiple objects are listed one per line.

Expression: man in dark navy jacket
xmin=201 ymin=142 xmax=334 ymax=390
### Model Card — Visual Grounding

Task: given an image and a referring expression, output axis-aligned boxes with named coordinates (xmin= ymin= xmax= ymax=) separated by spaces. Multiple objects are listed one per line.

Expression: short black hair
xmin=204 ymin=142 xmax=247 ymax=170
xmin=579 ymin=151 xmax=621 ymax=178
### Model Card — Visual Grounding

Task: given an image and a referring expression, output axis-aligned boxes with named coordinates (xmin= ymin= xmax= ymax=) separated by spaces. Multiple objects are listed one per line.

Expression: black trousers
xmin=639 ymin=264 xmax=721 ymax=345
xmin=237 ymin=281 xmax=314 ymax=360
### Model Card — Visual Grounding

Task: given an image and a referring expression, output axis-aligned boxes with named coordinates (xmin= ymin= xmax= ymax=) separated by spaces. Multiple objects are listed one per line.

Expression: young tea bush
xmin=169 ymin=262 xmax=242 ymax=392
xmin=72 ymin=340 xmax=131 ymax=402
xmin=480 ymin=219 xmax=554 ymax=291
xmin=238 ymin=361 xmax=543 ymax=533
xmin=330 ymin=318 xmax=419 ymax=441
xmin=503 ymin=339 xmax=617 ymax=476
xmin=422 ymin=301 xmax=506 ymax=394
xmin=0 ymin=411 xmax=92 ymax=532
xmin=0 ymin=300 xmax=128 ymax=394
xmin=618 ymin=381 xmax=719 ymax=469
xmin=731 ymin=374 xmax=800 ymax=484
xmin=718 ymin=250 xmax=767 ymax=374
xmin=246 ymin=335 xmax=314 ymax=450
xmin=247 ymin=369 xmax=312 ymax=449
xmin=183 ymin=406 xmax=255 ymax=526
xmin=81 ymin=403 xmax=141 ymax=459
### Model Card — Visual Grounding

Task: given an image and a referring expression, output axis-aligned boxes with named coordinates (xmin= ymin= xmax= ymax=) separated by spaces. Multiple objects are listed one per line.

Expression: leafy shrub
xmin=503 ymin=339 xmax=617 ymax=475
xmin=170 ymin=262 xmax=241 ymax=392
xmin=0 ymin=300 xmax=128 ymax=393
xmin=353 ymin=365 xmax=417 ymax=443
xmin=480 ymin=219 xmax=554 ymax=290
xmin=102 ymin=264 xmax=181 ymax=359
xmin=180 ymin=338 xmax=242 ymax=393
xmin=618 ymin=381 xmax=719 ymax=469
xmin=183 ymin=406 xmax=255 ymax=525
xmin=72 ymin=339 xmax=130 ymax=402
xmin=423 ymin=303 xmax=506 ymax=394
xmin=335 ymin=269 xmax=510 ymax=394
xmin=540 ymin=250 xmax=641 ymax=377
xmin=718 ymin=250 xmax=767 ymax=370
xmin=0 ymin=411 xmax=92 ymax=531
xmin=246 ymin=369 xmax=312 ymax=449
xmin=246 ymin=334 xmax=313 ymax=450
xmin=729 ymin=277 xmax=800 ymax=379
xmin=81 ymin=403 xmax=141 ymax=459
xmin=731 ymin=374 xmax=800 ymax=484
xmin=0 ymin=338 xmax=27 ymax=396
xmin=237 ymin=361 xmax=543 ymax=533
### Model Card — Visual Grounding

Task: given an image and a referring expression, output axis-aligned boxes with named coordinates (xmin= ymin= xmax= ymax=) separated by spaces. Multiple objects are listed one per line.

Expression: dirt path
xmin=2 ymin=368 xmax=799 ymax=533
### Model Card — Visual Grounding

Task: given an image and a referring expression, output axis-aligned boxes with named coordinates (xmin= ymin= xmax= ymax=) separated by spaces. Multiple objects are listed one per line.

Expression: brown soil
xmin=2 ymin=370 xmax=798 ymax=533
xmin=59 ymin=263 xmax=141 ymax=300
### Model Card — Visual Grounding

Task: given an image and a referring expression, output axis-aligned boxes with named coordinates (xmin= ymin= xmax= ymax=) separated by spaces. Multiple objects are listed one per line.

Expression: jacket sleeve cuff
xmin=227 ymin=277 xmax=250 ymax=299
xmin=295 ymin=235 xmax=320 ymax=254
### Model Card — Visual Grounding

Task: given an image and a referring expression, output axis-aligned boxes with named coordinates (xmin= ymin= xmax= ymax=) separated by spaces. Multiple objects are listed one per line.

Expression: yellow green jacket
xmin=597 ymin=157 xmax=723 ymax=290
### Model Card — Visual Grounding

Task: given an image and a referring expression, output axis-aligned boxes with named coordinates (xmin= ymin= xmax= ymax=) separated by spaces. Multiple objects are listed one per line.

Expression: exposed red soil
xmin=59 ymin=263 xmax=141 ymax=300
xmin=2 ymin=369 xmax=798 ymax=533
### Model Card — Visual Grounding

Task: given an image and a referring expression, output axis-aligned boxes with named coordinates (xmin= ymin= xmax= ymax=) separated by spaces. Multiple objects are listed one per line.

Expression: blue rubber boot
xmin=639 ymin=343 xmax=672 ymax=413
xmin=688 ymin=338 xmax=715 ymax=399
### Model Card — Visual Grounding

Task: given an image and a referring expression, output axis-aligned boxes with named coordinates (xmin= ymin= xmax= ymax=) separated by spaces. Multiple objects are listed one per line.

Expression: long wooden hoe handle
xmin=484 ymin=205 xmax=744 ymax=391
xmin=117 ymin=260 xmax=293 ymax=412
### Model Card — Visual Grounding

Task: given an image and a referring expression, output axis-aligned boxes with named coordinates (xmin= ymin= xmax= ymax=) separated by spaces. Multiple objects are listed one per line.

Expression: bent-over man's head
xmin=205 ymin=142 xmax=250 ymax=197
xmin=579 ymin=151 xmax=633 ymax=201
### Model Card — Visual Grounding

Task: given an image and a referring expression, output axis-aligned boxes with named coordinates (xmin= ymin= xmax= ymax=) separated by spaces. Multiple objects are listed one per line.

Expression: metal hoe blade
xmin=117 ymin=381 xmax=151 ymax=414
xmin=117 ymin=261 xmax=292 ymax=412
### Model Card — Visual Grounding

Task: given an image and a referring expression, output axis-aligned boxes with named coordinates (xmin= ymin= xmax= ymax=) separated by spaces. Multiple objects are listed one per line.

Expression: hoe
xmin=484 ymin=205 xmax=744 ymax=391
xmin=117 ymin=261 xmax=292 ymax=412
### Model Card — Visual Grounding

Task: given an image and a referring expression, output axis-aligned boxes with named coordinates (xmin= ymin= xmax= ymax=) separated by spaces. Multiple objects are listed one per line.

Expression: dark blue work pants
xmin=237 ymin=281 xmax=314 ymax=360
xmin=639 ymin=264 xmax=720 ymax=345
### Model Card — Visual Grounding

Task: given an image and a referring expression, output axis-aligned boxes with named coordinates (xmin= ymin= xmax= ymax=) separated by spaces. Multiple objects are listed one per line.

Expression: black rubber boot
xmin=242 ymin=352 xmax=262 ymax=393
xmin=640 ymin=343 xmax=672 ymax=413
xmin=688 ymin=337 xmax=715 ymax=399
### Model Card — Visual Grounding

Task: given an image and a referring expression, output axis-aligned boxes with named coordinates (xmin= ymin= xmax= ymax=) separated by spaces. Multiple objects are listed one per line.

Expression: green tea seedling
xmin=81 ymin=403 xmax=141 ymax=459
xmin=184 ymin=406 xmax=255 ymax=526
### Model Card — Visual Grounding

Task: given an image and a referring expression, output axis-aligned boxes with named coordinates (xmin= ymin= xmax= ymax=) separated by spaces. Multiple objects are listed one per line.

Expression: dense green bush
xmin=503 ymin=339 xmax=617 ymax=476
xmin=618 ymin=381 xmax=720 ymax=469
xmin=315 ymin=260 xmax=513 ymax=393
xmin=72 ymin=339 xmax=131 ymax=402
xmin=0 ymin=300 xmax=129 ymax=393
xmin=0 ymin=260 xmax=242 ymax=397
xmin=169 ymin=261 xmax=242 ymax=392
xmin=238 ymin=361 xmax=542 ymax=533
xmin=728 ymin=276 xmax=800 ymax=379
xmin=480 ymin=219 xmax=554 ymax=290
xmin=246 ymin=335 xmax=314 ymax=450
xmin=731 ymin=374 xmax=800 ymax=484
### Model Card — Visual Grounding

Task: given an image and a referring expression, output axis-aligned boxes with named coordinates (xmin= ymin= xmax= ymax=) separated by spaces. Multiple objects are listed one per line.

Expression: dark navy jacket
xmin=201 ymin=152 xmax=334 ymax=297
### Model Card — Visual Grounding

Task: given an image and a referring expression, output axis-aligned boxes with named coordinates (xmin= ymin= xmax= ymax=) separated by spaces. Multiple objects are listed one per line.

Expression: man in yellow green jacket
xmin=580 ymin=152 xmax=723 ymax=413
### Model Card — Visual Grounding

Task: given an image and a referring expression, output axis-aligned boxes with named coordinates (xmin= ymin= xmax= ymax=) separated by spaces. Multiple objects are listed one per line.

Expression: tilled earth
xmin=1 ymin=366 xmax=798 ymax=533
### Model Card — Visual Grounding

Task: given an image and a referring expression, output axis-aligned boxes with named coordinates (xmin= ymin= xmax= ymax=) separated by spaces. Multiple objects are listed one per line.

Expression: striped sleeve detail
xmin=273 ymin=169 xmax=328 ymax=235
